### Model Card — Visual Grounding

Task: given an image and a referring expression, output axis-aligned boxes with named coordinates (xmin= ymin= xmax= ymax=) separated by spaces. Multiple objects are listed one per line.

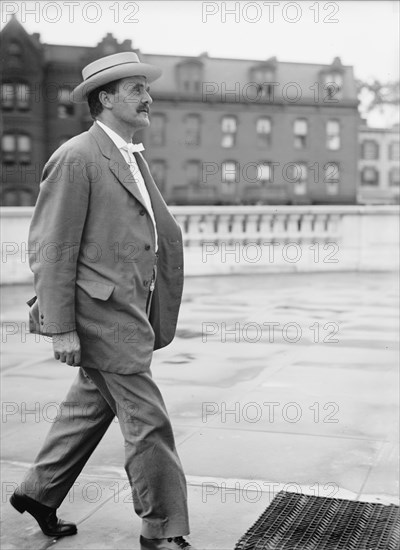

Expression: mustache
xmin=137 ymin=105 xmax=150 ymax=114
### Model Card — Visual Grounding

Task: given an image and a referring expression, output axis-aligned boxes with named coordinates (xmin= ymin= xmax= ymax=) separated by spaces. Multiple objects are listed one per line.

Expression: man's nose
xmin=143 ymin=90 xmax=153 ymax=105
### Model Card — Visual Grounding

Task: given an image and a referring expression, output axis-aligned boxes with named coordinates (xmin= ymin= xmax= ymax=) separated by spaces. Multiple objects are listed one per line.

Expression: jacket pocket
xmin=76 ymin=280 xmax=115 ymax=301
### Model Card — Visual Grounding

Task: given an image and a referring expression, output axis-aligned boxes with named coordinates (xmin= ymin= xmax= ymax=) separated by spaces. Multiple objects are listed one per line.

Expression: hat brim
xmin=71 ymin=62 xmax=162 ymax=103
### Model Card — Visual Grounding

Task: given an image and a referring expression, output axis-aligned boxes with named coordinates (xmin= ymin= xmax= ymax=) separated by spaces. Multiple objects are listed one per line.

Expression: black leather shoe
xmin=140 ymin=535 xmax=196 ymax=550
xmin=10 ymin=491 xmax=77 ymax=537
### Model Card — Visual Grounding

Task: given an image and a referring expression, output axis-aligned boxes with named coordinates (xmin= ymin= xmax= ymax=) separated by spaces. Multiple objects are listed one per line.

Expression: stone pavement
xmin=1 ymin=271 xmax=399 ymax=550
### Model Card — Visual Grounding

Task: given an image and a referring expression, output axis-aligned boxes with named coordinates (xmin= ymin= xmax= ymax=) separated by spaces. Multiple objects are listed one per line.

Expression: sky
xmin=1 ymin=0 xmax=399 ymax=83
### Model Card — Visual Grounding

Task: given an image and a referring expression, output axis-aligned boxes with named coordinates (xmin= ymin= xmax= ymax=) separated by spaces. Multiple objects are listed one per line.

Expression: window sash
xmin=186 ymin=161 xmax=201 ymax=184
xmin=361 ymin=167 xmax=379 ymax=184
xmin=325 ymin=163 xmax=340 ymax=183
xmin=362 ymin=140 xmax=379 ymax=160
xmin=389 ymin=167 xmax=400 ymax=186
xmin=257 ymin=118 xmax=271 ymax=134
xmin=294 ymin=119 xmax=308 ymax=136
xmin=222 ymin=162 xmax=237 ymax=183
xmin=1 ymin=84 xmax=15 ymax=108
xmin=389 ymin=142 xmax=400 ymax=161
xmin=16 ymin=83 xmax=30 ymax=109
xmin=222 ymin=116 xmax=236 ymax=133
xmin=257 ymin=163 xmax=271 ymax=183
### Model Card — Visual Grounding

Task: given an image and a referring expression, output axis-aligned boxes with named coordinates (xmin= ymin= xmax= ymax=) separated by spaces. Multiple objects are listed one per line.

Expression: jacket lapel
xmin=134 ymin=152 xmax=174 ymax=227
xmin=89 ymin=123 xmax=147 ymax=210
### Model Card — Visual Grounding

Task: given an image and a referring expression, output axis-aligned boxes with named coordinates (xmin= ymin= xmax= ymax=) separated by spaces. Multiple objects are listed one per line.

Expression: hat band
xmin=84 ymin=60 xmax=140 ymax=81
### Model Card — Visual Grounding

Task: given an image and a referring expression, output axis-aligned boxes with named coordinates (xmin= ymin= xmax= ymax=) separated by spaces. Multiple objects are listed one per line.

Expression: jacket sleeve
xmin=28 ymin=145 xmax=90 ymax=334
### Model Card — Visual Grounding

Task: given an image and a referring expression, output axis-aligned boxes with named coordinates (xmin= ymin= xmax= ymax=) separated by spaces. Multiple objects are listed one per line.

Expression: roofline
xmin=143 ymin=51 xmax=353 ymax=68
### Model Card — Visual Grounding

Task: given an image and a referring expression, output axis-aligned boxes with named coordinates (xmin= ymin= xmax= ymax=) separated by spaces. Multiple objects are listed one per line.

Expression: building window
xmin=256 ymin=117 xmax=272 ymax=147
xmin=389 ymin=167 xmax=399 ymax=187
xmin=7 ymin=40 xmax=22 ymax=56
xmin=389 ymin=141 xmax=400 ymax=161
xmin=293 ymin=119 xmax=308 ymax=149
xmin=323 ymin=72 xmax=343 ymax=100
xmin=58 ymin=88 xmax=74 ymax=118
xmin=361 ymin=140 xmax=379 ymax=160
xmin=324 ymin=162 xmax=340 ymax=194
xmin=185 ymin=160 xmax=201 ymax=186
xmin=221 ymin=116 xmax=237 ymax=148
xmin=221 ymin=161 xmax=238 ymax=191
xmin=326 ymin=120 xmax=340 ymax=150
xmin=1 ymin=83 xmax=14 ymax=110
xmin=149 ymin=114 xmax=166 ymax=146
xmin=1 ymin=189 xmax=32 ymax=207
xmin=149 ymin=159 xmax=166 ymax=190
xmin=251 ymin=65 xmax=276 ymax=100
xmin=286 ymin=163 xmax=307 ymax=195
xmin=185 ymin=114 xmax=201 ymax=146
xmin=1 ymin=133 xmax=32 ymax=164
xmin=177 ymin=61 xmax=203 ymax=94
xmin=361 ymin=166 xmax=379 ymax=186
xmin=1 ymin=82 xmax=30 ymax=110
xmin=257 ymin=162 xmax=273 ymax=185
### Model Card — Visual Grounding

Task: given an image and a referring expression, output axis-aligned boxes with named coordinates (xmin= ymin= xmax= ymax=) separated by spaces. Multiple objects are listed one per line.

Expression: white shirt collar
xmin=96 ymin=120 xmax=128 ymax=151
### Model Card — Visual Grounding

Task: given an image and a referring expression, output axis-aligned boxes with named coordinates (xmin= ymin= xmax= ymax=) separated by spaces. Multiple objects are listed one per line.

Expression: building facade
xmin=358 ymin=125 xmax=399 ymax=204
xmin=1 ymin=17 xmax=360 ymax=206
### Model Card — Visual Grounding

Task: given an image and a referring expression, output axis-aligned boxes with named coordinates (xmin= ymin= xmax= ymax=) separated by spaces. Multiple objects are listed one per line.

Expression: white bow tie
xmin=124 ymin=143 xmax=145 ymax=155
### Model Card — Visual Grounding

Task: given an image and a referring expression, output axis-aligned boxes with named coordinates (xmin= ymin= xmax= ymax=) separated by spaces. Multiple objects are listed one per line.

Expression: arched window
xmin=221 ymin=161 xmax=238 ymax=192
xmin=1 ymin=82 xmax=30 ymax=110
xmin=361 ymin=166 xmax=379 ymax=186
xmin=389 ymin=167 xmax=399 ymax=187
xmin=176 ymin=61 xmax=203 ymax=94
xmin=325 ymin=162 xmax=340 ymax=194
xmin=256 ymin=117 xmax=272 ymax=147
xmin=185 ymin=160 xmax=201 ymax=186
xmin=185 ymin=114 xmax=201 ymax=146
xmin=221 ymin=116 xmax=237 ymax=148
xmin=323 ymin=72 xmax=343 ymax=100
xmin=1 ymin=133 xmax=32 ymax=164
xmin=149 ymin=114 xmax=166 ymax=146
xmin=326 ymin=120 xmax=341 ymax=150
xmin=361 ymin=140 xmax=379 ymax=160
xmin=58 ymin=88 xmax=74 ymax=118
xmin=293 ymin=119 xmax=308 ymax=149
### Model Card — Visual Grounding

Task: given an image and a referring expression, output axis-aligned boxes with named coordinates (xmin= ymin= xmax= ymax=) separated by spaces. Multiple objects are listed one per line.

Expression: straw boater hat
xmin=72 ymin=52 xmax=162 ymax=103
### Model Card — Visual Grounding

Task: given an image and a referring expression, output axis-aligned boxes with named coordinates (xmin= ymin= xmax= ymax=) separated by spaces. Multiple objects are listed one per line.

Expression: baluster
xmin=202 ymin=213 xmax=217 ymax=241
xmin=245 ymin=213 xmax=260 ymax=243
xmin=186 ymin=214 xmax=203 ymax=246
xmin=217 ymin=213 xmax=232 ymax=244
xmin=273 ymin=214 xmax=287 ymax=240
xmin=313 ymin=214 xmax=328 ymax=239
xmin=230 ymin=213 xmax=246 ymax=243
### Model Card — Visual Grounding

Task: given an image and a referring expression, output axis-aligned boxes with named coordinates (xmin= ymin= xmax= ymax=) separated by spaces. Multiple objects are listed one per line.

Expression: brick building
xmin=1 ymin=16 xmax=360 ymax=206
xmin=358 ymin=125 xmax=399 ymax=204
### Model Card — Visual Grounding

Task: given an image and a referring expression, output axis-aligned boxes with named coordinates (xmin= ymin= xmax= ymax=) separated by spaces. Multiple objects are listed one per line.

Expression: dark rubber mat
xmin=235 ymin=491 xmax=399 ymax=550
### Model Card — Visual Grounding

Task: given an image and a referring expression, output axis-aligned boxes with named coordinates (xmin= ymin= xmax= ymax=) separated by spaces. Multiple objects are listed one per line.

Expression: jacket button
xmin=139 ymin=209 xmax=145 ymax=216
xmin=145 ymin=244 xmax=151 ymax=251
xmin=40 ymin=314 xmax=44 ymax=319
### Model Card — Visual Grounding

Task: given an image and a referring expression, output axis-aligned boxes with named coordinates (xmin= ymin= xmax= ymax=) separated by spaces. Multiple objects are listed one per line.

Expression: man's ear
xmin=98 ymin=90 xmax=114 ymax=110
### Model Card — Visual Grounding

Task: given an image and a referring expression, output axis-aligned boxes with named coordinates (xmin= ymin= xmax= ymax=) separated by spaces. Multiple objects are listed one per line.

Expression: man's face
xmin=108 ymin=76 xmax=153 ymax=130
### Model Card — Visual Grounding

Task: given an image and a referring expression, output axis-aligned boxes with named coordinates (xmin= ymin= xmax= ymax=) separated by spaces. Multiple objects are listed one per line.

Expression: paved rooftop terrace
xmin=1 ymin=271 xmax=399 ymax=549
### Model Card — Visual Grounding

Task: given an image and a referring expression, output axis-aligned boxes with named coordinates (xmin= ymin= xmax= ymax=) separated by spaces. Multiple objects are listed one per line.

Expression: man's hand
xmin=52 ymin=331 xmax=81 ymax=366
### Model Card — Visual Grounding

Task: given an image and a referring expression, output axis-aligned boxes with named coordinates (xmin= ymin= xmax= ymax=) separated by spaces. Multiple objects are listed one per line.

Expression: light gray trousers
xmin=20 ymin=367 xmax=190 ymax=539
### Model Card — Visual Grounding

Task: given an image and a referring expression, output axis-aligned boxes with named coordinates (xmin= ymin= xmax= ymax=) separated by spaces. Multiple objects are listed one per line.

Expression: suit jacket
xmin=28 ymin=122 xmax=184 ymax=374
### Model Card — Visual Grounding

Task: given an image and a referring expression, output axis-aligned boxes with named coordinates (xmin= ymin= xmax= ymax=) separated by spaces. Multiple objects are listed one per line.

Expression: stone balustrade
xmin=1 ymin=205 xmax=399 ymax=283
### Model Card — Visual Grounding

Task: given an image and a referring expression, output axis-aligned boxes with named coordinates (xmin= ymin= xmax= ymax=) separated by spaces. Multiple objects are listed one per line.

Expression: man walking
xmin=10 ymin=52 xmax=194 ymax=550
